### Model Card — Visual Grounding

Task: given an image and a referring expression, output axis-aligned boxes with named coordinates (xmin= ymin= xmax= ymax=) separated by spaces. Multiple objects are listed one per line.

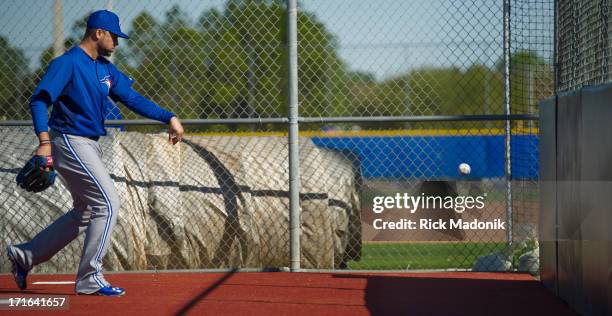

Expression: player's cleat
xmin=7 ymin=245 xmax=28 ymax=290
xmin=81 ymin=286 xmax=125 ymax=297
xmin=95 ymin=286 xmax=125 ymax=296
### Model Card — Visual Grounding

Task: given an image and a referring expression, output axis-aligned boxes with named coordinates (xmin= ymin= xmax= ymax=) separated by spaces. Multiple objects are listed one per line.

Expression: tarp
xmin=0 ymin=128 xmax=361 ymax=273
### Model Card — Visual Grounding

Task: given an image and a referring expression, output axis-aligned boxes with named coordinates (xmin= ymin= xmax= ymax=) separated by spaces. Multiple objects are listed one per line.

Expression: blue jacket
xmin=30 ymin=46 xmax=174 ymax=137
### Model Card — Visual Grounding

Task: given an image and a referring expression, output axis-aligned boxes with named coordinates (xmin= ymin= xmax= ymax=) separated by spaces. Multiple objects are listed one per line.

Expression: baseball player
xmin=7 ymin=10 xmax=184 ymax=296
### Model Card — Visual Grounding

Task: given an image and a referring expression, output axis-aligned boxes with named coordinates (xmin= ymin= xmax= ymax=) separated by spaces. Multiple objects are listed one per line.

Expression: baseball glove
xmin=16 ymin=155 xmax=57 ymax=193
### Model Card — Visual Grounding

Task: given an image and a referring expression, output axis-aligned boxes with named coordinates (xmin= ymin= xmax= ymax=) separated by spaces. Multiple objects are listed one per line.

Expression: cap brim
xmin=114 ymin=31 xmax=129 ymax=39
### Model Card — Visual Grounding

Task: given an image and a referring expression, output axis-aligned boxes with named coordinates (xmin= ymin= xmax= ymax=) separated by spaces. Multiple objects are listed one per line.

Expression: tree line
xmin=0 ymin=0 xmax=552 ymax=131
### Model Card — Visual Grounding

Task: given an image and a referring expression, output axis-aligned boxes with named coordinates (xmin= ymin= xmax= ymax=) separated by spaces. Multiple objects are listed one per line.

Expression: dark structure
xmin=539 ymin=83 xmax=612 ymax=315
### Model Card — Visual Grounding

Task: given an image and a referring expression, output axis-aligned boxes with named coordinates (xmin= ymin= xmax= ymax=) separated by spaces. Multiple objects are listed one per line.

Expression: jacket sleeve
xmin=30 ymin=56 xmax=73 ymax=134
xmin=109 ymin=65 xmax=175 ymax=123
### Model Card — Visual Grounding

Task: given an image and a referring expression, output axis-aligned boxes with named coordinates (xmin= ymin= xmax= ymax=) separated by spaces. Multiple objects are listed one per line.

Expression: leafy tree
xmin=3 ymin=1 xmax=554 ymax=132
xmin=505 ymin=50 xmax=554 ymax=116
xmin=121 ymin=0 xmax=349 ymax=128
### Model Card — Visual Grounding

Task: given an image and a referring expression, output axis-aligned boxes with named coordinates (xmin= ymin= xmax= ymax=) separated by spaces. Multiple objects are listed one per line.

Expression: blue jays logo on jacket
xmin=100 ymin=75 xmax=112 ymax=92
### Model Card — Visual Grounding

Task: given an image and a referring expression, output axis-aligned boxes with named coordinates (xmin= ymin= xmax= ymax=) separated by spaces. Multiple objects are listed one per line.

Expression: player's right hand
xmin=168 ymin=116 xmax=184 ymax=145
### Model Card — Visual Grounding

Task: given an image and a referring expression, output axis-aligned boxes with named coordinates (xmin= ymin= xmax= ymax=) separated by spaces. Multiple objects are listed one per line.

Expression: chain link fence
xmin=556 ymin=0 xmax=611 ymax=92
xmin=0 ymin=0 xmax=554 ymax=274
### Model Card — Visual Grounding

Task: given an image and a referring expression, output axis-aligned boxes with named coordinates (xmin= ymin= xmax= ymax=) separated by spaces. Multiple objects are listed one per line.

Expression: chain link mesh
xmin=508 ymin=0 xmax=554 ymax=275
xmin=299 ymin=0 xmax=506 ymax=118
xmin=0 ymin=0 xmax=557 ymax=274
xmin=557 ymin=0 xmax=611 ymax=92
xmin=309 ymin=121 xmax=539 ymax=271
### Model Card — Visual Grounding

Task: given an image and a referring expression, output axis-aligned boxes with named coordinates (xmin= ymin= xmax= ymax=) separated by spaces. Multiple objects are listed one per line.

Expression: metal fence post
xmin=503 ymin=0 xmax=513 ymax=247
xmin=53 ymin=0 xmax=64 ymax=58
xmin=287 ymin=0 xmax=301 ymax=271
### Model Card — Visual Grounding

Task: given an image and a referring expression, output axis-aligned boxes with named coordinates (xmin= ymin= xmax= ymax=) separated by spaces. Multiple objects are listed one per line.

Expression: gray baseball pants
xmin=9 ymin=131 xmax=120 ymax=294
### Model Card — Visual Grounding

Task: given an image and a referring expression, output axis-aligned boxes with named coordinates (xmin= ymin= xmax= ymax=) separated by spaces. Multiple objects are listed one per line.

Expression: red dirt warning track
xmin=0 ymin=271 xmax=576 ymax=315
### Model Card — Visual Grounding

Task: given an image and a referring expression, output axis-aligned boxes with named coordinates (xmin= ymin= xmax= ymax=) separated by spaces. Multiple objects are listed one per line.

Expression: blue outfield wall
xmin=311 ymin=135 xmax=539 ymax=180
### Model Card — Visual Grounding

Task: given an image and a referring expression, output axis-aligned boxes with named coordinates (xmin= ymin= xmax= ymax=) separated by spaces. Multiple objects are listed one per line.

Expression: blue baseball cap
xmin=86 ymin=10 xmax=129 ymax=39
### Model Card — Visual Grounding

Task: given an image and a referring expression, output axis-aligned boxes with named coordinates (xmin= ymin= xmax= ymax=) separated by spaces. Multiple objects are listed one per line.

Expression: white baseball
xmin=459 ymin=163 xmax=471 ymax=175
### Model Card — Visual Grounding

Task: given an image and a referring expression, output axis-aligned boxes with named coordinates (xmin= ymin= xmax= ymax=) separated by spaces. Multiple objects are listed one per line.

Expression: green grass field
xmin=348 ymin=242 xmax=507 ymax=270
